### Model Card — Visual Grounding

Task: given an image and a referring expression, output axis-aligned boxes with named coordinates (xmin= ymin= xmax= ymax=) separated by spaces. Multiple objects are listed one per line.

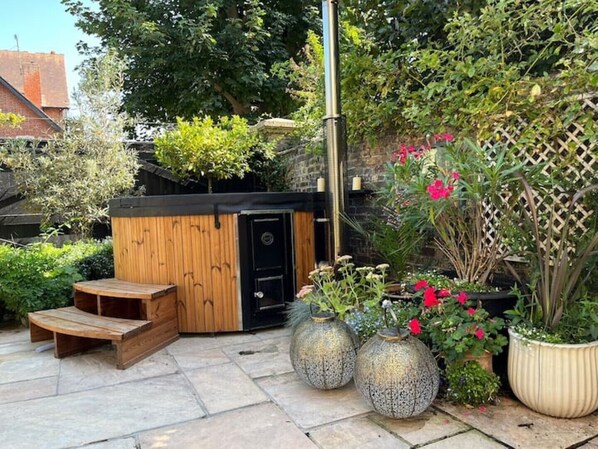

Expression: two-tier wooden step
xmin=28 ymin=279 xmax=179 ymax=369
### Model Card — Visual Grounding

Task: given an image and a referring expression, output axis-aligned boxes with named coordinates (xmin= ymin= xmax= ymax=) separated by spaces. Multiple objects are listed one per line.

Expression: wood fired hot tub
xmin=109 ymin=193 xmax=323 ymax=333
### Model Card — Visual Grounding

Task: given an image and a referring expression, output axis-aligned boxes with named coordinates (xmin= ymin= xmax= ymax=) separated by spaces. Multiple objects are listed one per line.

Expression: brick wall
xmin=0 ymin=84 xmax=60 ymax=139
xmin=281 ymin=134 xmax=405 ymax=264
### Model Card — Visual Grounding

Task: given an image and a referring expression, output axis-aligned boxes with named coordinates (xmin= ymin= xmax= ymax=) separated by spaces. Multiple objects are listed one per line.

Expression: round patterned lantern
xmin=290 ymin=312 xmax=359 ymax=389
xmin=354 ymin=328 xmax=439 ymax=418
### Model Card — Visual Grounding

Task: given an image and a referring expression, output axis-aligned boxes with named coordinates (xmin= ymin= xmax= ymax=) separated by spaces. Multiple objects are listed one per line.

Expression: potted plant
xmin=507 ymin=178 xmax=598 ymax=418
xmin=383 ymin=135 xmax=527 ymax=312
xmin=289 ymin=256 xmax=388 ymax=389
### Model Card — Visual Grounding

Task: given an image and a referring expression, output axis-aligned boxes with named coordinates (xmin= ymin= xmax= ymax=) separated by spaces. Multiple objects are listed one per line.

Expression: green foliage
xmin=73 ymin=240 xmax=114 ymax=281
xmin=0 ymin=51 xmax=139 ymax=237
xmin=344 ymin=212 xmax=422 ymax=279
xmin=285 ymin=299 xmax=311 ymax=331
xmin=343 ymin=0 xmax=486 ymax=50
xmin=63 ymin=0 xmax=319 ymax=120
xmin=155 ymin=115 xmax=274 ymax=193
xmin=300 ymin=256 xmax=389 ymax=321
xmin=509 ymin=179 xmax=598 ymax=339
xmin=445 ymin=361 xmax=501 ymax=406
xmin=402 ymin=271 xmax=498 ymax=293
xmin=403 ymin=0 xmax=598 ymax=144
xmin=0 ymin=240 xmax=113 ymax=321
xmin=0 ymin=111 xmax=25 ymax=128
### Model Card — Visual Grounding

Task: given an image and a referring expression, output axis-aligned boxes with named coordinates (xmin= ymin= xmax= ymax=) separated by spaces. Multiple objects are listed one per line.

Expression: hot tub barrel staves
xmin=109 ymin=193 xmax=322 ymax=333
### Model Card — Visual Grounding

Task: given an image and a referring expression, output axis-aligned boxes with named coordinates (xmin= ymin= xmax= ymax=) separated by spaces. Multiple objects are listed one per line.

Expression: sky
xmin=0 ymin=0 xmax=99 ymax=107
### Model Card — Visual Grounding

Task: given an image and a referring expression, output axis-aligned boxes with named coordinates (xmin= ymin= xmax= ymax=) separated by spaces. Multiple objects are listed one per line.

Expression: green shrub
xmin=444 ymin=361 xmax=501 ymax=406
xmin=73 ymin=240 xmax=114 ymax=281
xmin=0 ymin=239 xmax=114 ymax=322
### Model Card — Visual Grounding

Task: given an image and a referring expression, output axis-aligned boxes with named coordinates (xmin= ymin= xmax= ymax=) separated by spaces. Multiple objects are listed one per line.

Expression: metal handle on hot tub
xmin=254 ymin=291 xmax=264 ymax=299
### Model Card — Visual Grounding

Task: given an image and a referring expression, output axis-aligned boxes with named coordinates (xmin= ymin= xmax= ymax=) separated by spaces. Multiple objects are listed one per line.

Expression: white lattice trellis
xmin=481 ymin=93 xmax=598 ymax=255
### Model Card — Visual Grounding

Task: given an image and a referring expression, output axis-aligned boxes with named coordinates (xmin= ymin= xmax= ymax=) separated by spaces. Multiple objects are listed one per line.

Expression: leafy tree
xmin=343 ymin=0 xmax=485 ymax=50
xmin=62 ymin=0 xmax=319 ymax=121
xmin=0 ymin=50 xmax=139 ymax=237
xmin=155 ymin=115 xmax=274 ymax=193
xmin=0 ymin=111 xmax=25 ymax=128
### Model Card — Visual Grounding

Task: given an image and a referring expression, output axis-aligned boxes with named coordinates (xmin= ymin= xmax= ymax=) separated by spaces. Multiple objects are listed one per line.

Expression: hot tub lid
xmin=109 ymin=192 xmax=324 ymax=217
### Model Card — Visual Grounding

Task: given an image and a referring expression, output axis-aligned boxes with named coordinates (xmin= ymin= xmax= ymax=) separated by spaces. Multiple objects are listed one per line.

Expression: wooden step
xmin=28 ymin=306 xmax=151 ymax=341
xmin=73 ymin=278 xmax=176 ymax=299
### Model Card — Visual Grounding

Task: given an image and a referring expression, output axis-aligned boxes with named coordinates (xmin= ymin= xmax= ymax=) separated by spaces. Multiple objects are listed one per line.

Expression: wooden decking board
xmin=29 ymin=307 xmax=151 ymax=340
xmin=73 ymin=278 xmax=177 ymax=299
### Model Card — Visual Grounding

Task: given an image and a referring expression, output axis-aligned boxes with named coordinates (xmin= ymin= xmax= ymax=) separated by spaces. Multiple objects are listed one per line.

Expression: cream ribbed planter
xmin=508 ymin=328 xmax=598 ymax=418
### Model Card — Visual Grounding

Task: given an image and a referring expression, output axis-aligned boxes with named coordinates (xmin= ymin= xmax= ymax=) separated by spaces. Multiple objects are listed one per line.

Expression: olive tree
xmin=1 ymin=50 xmax=139 ymax=237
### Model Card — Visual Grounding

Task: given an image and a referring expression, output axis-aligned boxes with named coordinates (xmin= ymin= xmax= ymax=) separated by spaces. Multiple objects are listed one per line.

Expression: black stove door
xmin=239 ymin=211 xmax=295 ymax=330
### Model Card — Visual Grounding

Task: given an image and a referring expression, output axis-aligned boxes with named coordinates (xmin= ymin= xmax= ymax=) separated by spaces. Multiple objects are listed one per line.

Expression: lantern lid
xmin=377 ymin=327 xmax=410 ymax=341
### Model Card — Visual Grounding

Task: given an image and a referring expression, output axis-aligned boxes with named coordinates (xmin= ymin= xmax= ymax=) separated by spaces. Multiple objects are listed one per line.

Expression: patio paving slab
xmin=185 ymin=362 xmax=269 ymax=414
xmin=0 ymin=350 xmax=60 ymax=384
xmin=257 ymin=372 xmax=372 ymax=429
xmin=0 ymin=375 xmax=57 ymax=405
xmin=370 ymin=408 xmax=470 ymax=446
xmin=252 ymin=326 xmax=292 ymax=341
xmin=168 ymin=333 xmax=261 ymax=352
xmin=0 ymin=326 xmax=30 ymax=345
xmin=308 ymin=416 xmax=410 ymax=449
xmin=0 ymin=374 xmax=205 ymax=449
xmin=436 ymin=397 xmax=598 ymax=449
xmin=138 ymin=402 xmax=317 ymax=449
xmin=419 ymin=430 xmax=508 ymax=448
xmin=222 ymin=336 xmax=294 ymax=378
xmin=76 ymin=438 xmax=138 ymax=449
xmin=578 ymin=437 xmax=598 ymax=449
xmin=167 ymin=345 xmax=231 ymax=371
xmin=58 ymin=347 xmax=178 ymax=394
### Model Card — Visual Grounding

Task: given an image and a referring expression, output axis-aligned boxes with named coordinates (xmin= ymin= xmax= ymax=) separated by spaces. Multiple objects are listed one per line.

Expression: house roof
xmin=0 ymin=75 xmax=63 ymax=132
xmin=0 ymin=50 xmax=69 ymax=109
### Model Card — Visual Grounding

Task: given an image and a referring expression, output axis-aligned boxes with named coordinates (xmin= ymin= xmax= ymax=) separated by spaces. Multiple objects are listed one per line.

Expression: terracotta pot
xmin=354 ymin=328 xmax=439 ymax=418
xmin=290 ymin=312 xmax=359 ymax=390
xmin=508 ymin=328 xmax=598 ymax=418
xmin=462 ymin=350 xmax=493 ymax=373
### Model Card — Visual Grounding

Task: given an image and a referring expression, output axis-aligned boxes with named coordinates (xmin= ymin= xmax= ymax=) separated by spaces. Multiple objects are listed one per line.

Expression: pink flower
xmin=296 ymin=285 xmax=314 ymax=298
xmin=479 ymin=405 xmax=487 ymax=412
xmin=467 ymin=307 xmax=476 ymax=316
xmin=442 ymin=133 xmax=454 ymax=142
xmin=427 ymin=179 xmax=453 ymax=200
xmin=423 ymin=288 xmax=440 ymax=307
xmin=452 ymin=171 xmax=460 ymax=180
xmin=409 ymin=318 xmax=422 ymax=335
xmin=414 ymin=280 xmax=429 ymax=291
xmin=456 ymin=291 xmax=468 ymax=304
xmin=438 ymin=288 xmax=451 ymax=297
xmin=474 ymin=328 xmax=485 ymax=340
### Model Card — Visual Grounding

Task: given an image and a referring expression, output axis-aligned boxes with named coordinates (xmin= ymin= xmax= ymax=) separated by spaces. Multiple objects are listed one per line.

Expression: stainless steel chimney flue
xmin=322 ymin=0 xmax=346 ymax=261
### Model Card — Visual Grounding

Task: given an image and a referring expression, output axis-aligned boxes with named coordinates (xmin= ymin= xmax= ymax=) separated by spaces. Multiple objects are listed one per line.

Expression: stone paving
xmin=1 ymin=325 xmax=597 ymax=449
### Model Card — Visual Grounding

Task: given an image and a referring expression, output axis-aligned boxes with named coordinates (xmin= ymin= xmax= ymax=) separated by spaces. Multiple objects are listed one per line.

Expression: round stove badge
xmin=261 ymin=231 xmax=275 ymax=246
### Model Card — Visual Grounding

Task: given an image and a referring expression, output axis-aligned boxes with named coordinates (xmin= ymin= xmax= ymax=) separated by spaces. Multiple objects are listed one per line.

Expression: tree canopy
xmin=62 ymin=0 xmax=319 ymax=121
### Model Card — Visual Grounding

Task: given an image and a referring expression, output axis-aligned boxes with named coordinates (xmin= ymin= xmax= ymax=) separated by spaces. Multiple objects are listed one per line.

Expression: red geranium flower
xmin=423 ymin=288 xmax=440 ymax=307
xmin=456 ymin=291 xmax=468 ymax=304
xmin=409 ymin=318 xmax=422 ymax=335
xmin=474 ymin=328 xmax=485 ymax=340
xmin=438 ymin=288 xmax=451 ymax=297
xmin=414 ymin=280 xmax=429 ymax=291
xmin=467 ymin=307 xmax=476 ymax=316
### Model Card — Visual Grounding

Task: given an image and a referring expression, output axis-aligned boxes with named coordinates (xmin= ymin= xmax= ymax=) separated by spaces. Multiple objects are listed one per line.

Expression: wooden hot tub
xmin=109 ymin=193 xmax=324 ymax=333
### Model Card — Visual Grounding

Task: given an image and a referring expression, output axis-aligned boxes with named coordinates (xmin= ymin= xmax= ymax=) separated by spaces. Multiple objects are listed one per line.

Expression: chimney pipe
xmin=322 ymin=0 xmax=346 ymax=261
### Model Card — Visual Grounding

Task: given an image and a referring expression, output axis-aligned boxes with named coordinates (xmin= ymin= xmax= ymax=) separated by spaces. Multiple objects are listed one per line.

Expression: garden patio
xmin=1 ymin=323 xmax=597 ymax=449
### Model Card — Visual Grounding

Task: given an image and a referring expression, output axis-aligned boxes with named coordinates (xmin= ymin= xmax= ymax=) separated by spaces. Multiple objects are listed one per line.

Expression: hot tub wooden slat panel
xmin=294 ymin=211 xmax=316 ymax=289
xmin=112 ymin=211 xmax=312 ymax=333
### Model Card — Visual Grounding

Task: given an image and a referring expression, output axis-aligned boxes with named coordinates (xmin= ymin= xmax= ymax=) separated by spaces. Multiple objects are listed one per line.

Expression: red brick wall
xmin=0 ymin=84 xmax=60 ymax=139
xmin=43 ymin=107 xmax=66 ymax=125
